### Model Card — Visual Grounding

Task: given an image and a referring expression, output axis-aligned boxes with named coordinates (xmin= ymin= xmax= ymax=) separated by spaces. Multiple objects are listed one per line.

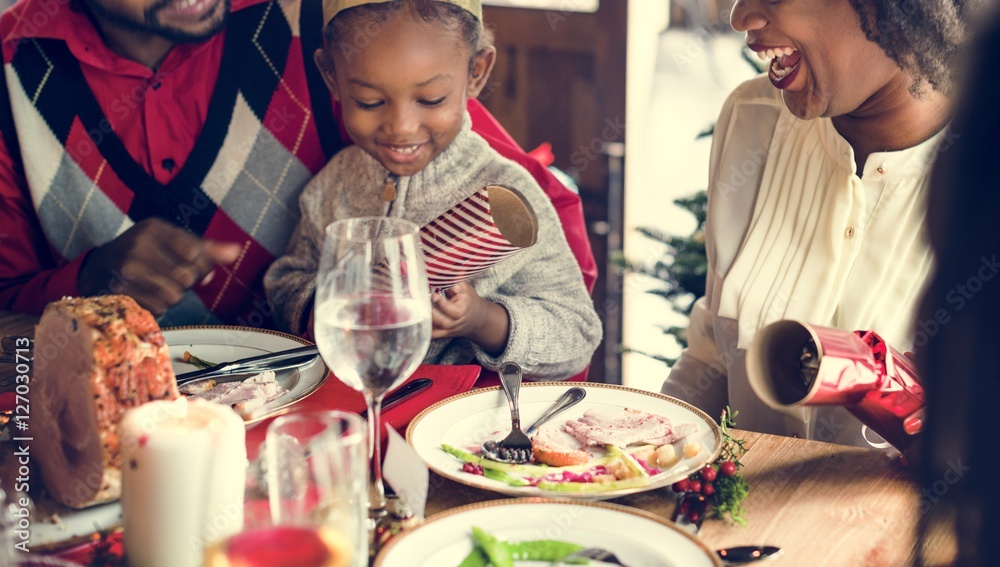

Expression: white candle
xmin=120 ymin=397 xmax=247 ymax=567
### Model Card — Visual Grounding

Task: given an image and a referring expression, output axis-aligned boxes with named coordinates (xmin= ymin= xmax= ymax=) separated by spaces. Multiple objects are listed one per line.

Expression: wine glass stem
xmin=366 ymin=393 xmax=388 ymax=519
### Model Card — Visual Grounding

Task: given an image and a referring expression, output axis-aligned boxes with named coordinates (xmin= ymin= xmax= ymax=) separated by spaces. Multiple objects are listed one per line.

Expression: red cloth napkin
xmin=473 ymin=366 xmax=588 ymax=389
xmin=245 ymin=364 xmax=480 ymax=459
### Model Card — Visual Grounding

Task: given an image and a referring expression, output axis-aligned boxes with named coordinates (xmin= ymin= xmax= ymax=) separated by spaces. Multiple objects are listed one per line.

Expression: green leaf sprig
xmin=709 ymin=406 xmax=749 ymax=525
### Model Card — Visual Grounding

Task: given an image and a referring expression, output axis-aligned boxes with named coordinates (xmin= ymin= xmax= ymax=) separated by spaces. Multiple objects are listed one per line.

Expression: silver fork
xmin=480 ymin=361 xmax=533 ymax=463
xmin=555 ymin=547 xmax=629 ymax=566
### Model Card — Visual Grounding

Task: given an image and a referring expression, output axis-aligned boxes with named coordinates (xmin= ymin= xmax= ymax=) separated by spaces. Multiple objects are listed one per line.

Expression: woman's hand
xmin=431 ymin=281 xmax=509 ymax=356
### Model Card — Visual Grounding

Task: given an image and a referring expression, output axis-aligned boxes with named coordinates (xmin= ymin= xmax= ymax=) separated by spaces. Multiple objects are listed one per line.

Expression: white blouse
xmin=662 ymin=76 xmax=944 ymax=447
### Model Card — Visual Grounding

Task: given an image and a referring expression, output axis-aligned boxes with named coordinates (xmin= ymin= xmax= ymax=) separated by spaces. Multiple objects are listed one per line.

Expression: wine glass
xmin=313 ymin=217 xmax=431 ymax=522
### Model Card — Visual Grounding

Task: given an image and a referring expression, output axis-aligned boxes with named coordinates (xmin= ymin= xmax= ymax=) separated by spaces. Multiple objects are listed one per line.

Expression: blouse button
xmin=845 ymin=227 xmax=856 ymax=238
xmin=877 ymin=164 xmax=887 ymax=174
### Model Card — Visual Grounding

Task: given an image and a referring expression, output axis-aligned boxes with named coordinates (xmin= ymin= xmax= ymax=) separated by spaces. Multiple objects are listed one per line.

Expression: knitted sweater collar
xmin=348 ymin=110 xmax=487 ymax=215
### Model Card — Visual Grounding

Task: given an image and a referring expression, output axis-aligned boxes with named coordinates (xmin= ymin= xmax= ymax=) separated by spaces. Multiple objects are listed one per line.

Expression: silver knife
xmin=672 ymin=493 xmax=781 ymax=564
xmin=359 ymin=378 xmax=433 ymax=419
xmin=716 ymin=546 xmax=782 ymax=565
xmin=175 ymin=344 xmax=319 ymax=385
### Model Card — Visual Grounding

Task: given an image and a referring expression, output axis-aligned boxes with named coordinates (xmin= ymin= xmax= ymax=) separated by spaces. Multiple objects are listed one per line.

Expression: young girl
xmin=264 ymin=0 xmax=601 ymax=380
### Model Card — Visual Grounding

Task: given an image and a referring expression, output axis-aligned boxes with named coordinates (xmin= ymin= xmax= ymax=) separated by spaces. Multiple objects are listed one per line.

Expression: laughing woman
xmin=661 ymin=0 xmax=986 ymax=447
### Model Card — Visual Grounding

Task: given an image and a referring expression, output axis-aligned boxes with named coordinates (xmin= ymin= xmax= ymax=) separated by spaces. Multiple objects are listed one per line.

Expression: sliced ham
xmin=189 ymin=370 xmax=285 ymax=419
xmin=562 ymin=408 xmax=699 ymax=447
xmin=32 ymin=295 xmax=178 ymax=509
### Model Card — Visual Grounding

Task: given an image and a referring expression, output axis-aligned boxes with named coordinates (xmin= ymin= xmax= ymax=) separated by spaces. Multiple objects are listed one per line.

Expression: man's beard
xmin=80 ymin=0 xmax=231 ymax=44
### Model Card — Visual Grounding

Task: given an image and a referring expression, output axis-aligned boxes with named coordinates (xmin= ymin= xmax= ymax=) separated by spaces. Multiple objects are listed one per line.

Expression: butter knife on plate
xmin=175 ymin=344 xmax=319 ymax=385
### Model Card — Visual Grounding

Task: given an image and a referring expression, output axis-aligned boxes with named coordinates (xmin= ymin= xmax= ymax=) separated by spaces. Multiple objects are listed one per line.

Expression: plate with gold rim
xmin=163 ymin=325 xmax=328 ymax=427
xmin=406 ymin=382 xmax=722 ymax=500
xmin=374 ymin=498 xmax=722 ymax=567
xmin=17 ymin=326 xmax=328 ymax=552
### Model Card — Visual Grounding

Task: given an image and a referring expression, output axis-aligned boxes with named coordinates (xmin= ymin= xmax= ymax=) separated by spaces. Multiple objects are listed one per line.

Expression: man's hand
xmin=77 ymin=218 xmax=242 ymax=316
xmin=431 ymin=281 xmax=509 ymax=356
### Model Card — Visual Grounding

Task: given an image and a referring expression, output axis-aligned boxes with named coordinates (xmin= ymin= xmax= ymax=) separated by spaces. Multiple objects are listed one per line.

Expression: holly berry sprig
xmin=672 ymin=406 xmax=749 ymax=525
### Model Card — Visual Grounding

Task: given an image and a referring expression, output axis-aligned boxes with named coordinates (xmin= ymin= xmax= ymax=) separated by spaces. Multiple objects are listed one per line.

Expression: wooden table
xmin=0 ymin=309 xmax=952 ymax=566
xmin=423 ymin=430 xmax=943 ymax=567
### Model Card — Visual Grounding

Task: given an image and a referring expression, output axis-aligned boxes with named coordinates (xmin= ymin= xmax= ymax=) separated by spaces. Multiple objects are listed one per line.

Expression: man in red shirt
xmin=0 ymin=0 xmax=596 ymax=328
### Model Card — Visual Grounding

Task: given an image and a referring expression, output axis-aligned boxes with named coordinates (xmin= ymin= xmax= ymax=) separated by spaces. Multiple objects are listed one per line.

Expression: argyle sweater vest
xmin=0 ymin=1 xmax=344 ymax=327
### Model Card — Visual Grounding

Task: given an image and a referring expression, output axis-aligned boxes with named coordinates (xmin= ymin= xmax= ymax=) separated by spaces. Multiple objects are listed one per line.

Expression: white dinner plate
xmin=374 ymin=498 xmax=722 ymax=567
xmin=407 ymin=383 xmax=722 ymax=499
xmin=163 ymin=325 xmax=328 ymax=427
xmin=25 ymin=500 xmax=121 ymax=553
xmin=26 ymin=326 xmax=327 ymax=552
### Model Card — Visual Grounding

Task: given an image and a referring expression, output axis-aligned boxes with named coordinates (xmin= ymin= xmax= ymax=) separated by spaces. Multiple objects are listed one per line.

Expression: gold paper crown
xmin=322 ymin=0 xmax=483 ymax=26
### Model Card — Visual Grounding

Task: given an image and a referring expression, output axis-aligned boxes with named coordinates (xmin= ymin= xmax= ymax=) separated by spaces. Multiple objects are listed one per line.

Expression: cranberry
xmin=702 ymin=482 xmax=715 ymax=495
xmin=719 ymin=461 xmax=737 ymax=476
xmin=689 ymin=480 xmax=702 ymax=493
xmin=673 ymin=479 xmax=691 ymax=493
xmin=700 ymin=466 xmax=717 ymax=482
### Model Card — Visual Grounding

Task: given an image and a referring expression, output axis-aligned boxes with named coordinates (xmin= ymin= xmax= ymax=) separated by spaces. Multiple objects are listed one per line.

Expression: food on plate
xmin=457 ymin=526 xmax=586 ymax=567
xmin=562 ymin=407 xmax=699 ymax=446
xmin=178 ymin=379 xmax=217 ymax=395
xmin=186 ymin=371 xmax=286 ymax=420
xmin=32 ymin=295 xmax=179 ymax=508
xmin=684 ymin=442 xmax=703 ymax=458
xmin=442 ymin=405 xmax=702 ymax=492
xmin=654 ymin=444 xmax=680 ymax=468
xmin=530 ymin=426 xmax=590 ymax=466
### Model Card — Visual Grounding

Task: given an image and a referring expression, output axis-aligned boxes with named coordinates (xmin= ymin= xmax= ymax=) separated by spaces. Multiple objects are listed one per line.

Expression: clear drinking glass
xmin=204 ymin=411 xmax=367 ymax=567
xmin=313 ymin=217 xmax=432 ymax=521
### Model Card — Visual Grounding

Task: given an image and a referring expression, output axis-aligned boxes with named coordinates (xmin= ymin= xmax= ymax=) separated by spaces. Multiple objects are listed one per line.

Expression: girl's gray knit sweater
xmin=264 ymin=114 xmax=602 ymax=380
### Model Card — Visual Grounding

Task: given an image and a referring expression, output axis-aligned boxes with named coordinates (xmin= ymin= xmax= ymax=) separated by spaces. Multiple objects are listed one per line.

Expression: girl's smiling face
xmin=730 ymin=0 xmax=910 ymax=120
xmin=318 ymin=10 xmax=494 ymax=177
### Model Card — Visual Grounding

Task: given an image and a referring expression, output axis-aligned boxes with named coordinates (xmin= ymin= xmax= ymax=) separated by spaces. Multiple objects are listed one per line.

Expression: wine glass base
xmin=369 ymin=496 xmax=421 ymax=558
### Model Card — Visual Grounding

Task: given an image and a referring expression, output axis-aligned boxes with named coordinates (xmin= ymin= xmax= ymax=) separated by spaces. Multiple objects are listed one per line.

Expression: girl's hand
xmin=431 ymin=281 xmax=509 ymax=356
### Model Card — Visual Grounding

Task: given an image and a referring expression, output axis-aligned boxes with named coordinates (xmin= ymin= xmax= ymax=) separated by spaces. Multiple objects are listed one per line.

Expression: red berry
xmin=673 ymin=479 xmax=691 ymax=492
xmin=702 ymin=482 xmax=715 ymax=495
xmin=700 ymin=466 xmax=717 ymax=482
xmin=688 ymin=511 xmax=701 ymax=523
xmin=688 ymin=480 xmax=702 ymax=493
xmin=719 ymin=461 xmax=737 ymax=476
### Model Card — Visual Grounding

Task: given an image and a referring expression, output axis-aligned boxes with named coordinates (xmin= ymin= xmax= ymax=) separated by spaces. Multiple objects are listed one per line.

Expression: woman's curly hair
xmin=849 ymin=0 xmax=989 ymax=96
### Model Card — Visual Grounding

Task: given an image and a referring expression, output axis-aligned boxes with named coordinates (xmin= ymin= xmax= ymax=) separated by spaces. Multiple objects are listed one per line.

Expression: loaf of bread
xmin=32 ymin=296 xmax=179 ymax=509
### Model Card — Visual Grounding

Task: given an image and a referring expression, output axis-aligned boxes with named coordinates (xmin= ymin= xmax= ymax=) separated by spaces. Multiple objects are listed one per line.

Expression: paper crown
xmin=420 ymin=184 xmax=537 ymax=291
xmin=323 ymin=0 xmax=483 ymax=26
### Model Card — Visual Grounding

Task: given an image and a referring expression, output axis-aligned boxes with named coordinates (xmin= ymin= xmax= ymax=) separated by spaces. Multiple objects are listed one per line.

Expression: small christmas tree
xmin=617 ymin=45 xmax=763 ymax=368
xmin=613 ymin=187 xmax=708 ymax=366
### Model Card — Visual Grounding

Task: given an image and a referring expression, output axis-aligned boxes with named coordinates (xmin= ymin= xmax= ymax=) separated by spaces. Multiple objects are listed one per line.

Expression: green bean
xmin=483 ymin=468 xmax=530 ymax=487
xmin=456 ymin=547 xmax=490 ymax=567
xmin=459 ymin=527 xmax=589 ymax=566
xmin=507 ymin=540 xmax=586 ymax=562
xmin=471 ymin=526 xmax=514 ymax=567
